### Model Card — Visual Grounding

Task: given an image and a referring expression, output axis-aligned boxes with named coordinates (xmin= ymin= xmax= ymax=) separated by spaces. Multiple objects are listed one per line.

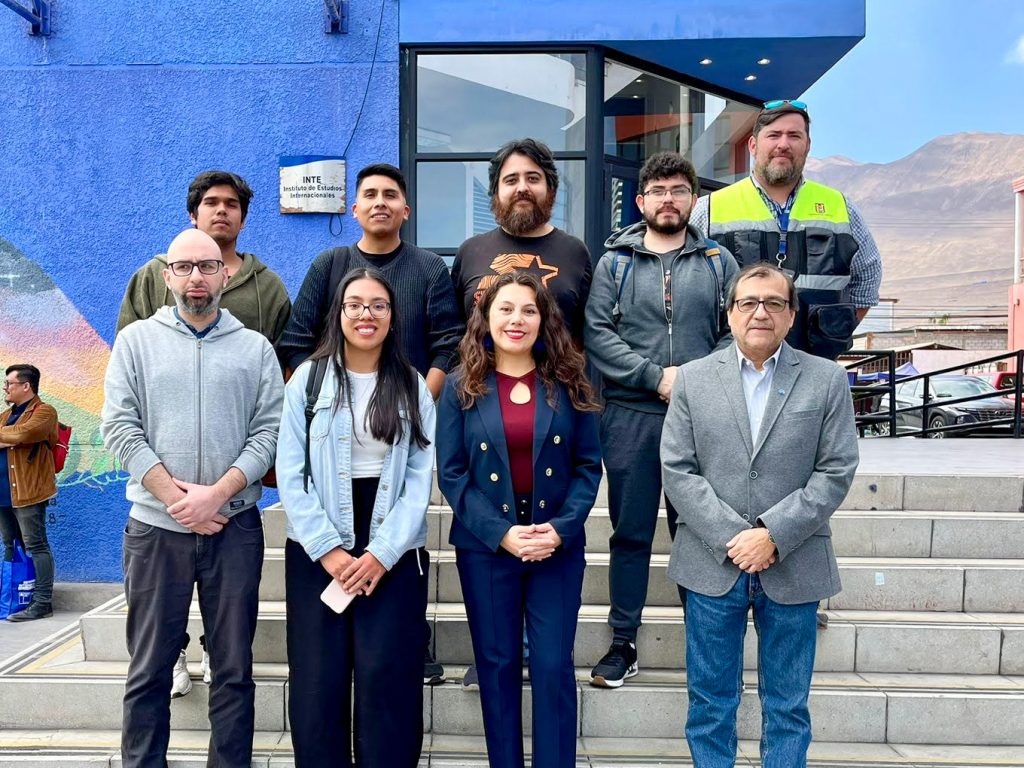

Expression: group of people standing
xmin=99 ymin=98 xmax=875 ymax=768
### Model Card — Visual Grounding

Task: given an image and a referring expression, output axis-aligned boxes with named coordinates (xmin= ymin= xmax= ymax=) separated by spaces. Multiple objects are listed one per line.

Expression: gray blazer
xmin=661 ymin=342 xmax=859 ymax=604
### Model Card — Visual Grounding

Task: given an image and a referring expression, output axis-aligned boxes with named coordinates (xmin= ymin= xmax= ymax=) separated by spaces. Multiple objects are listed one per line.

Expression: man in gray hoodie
xmin=102 ymin=229 xmax=283 ymax=768
xmin=584 ymin=152 xmax=738 ymax=688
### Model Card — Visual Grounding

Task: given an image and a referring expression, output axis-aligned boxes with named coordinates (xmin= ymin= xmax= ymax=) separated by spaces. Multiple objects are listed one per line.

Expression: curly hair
xmin=455 ymin=271 xmax=599 ymax=413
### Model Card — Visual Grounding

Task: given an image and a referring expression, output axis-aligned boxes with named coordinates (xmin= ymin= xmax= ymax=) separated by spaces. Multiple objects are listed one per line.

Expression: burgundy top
xmin=496 ymin=369 xmax=536 ymax=495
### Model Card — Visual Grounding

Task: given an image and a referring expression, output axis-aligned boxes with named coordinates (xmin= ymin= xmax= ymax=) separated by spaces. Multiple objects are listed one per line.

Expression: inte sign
xmin=279 ymin=155 xmax=346 ymax=214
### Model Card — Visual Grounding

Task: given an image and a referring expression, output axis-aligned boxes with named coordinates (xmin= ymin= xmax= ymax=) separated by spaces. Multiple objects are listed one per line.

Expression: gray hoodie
xmin=584 ymin=222 xmax=738 ymax=413
xmin=102 ymin=306 xmax=284 ymax=532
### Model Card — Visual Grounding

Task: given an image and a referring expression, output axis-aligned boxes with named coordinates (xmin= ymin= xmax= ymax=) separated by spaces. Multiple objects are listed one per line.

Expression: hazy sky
xmin=800 ymin=0 xmax=1024 ymax=163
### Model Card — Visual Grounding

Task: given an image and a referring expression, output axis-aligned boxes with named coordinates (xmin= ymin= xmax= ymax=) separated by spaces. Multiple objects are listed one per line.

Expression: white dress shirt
xmin=737 ymin=344 xmax=783 ymax=443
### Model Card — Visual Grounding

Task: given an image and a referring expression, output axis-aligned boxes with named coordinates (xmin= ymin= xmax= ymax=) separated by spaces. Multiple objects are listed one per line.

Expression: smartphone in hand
xmin=321 ymin=579 xmax=357 ymax=614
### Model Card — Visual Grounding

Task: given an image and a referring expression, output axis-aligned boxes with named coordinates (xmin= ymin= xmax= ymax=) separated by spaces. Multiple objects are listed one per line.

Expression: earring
xmin=533 ymin=338 xmax=546 ymax=354
xmin=483 ymin=335 xmax=494 ymax=350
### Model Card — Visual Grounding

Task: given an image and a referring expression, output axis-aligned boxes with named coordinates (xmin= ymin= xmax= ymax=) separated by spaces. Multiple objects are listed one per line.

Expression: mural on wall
xmin=1 ymin=235 xmax=128 ymax=580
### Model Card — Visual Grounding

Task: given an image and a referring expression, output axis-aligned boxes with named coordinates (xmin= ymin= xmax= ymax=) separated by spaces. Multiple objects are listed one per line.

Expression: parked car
xmin=969 ymin=371 xmax=1017 ymax=391
xmin=873 ymin=375 xmax=1018 ymax=438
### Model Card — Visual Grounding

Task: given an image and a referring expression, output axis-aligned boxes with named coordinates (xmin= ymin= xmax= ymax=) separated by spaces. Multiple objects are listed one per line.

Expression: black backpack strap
xmin=303 ymin=358 xmax=330 ymax=492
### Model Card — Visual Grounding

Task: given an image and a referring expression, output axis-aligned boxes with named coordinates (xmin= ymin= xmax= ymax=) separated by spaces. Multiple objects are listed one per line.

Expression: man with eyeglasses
xmin=661 ymin=263 xmax=858 ymax=767
xmin=585 ymin=151 xmax=738 ymax=688
xmin=691 ymin=99 xmax=881 ymax=361
xmin=0 ymin=364 xmax=60 ymax=621
xmin=102 ymin=228 xmax=283 ymax=768
xmin=117 ymin=170 xmax=291 ymax=343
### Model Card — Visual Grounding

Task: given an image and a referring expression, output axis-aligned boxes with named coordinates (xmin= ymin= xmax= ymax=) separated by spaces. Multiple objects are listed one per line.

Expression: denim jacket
xmin=276 ymin=360 xmax=436 ymax=570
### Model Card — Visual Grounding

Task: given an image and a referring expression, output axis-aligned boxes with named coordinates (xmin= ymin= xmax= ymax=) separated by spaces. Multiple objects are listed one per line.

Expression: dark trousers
xmin=285 ymin=477 xmax=428 ymax=768
xmin=120 ymin=507 xmax=264 ymax=768
xmin=0 ymin=502 xmax=55 ymax=605
xmin=457 ymin=544 xmax=585 ymax=768
xmin=601 ymin=402 xmax=678 ymax=642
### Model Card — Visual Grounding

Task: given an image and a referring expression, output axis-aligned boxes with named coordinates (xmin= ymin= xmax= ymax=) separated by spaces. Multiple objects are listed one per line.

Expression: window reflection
xmin=415 ymin=160 xmax=585 ymax=250
xmin=603 ymin=60 xmax=757 ymax=185
xmin=417 ymin=53 xmax=587 ymax=153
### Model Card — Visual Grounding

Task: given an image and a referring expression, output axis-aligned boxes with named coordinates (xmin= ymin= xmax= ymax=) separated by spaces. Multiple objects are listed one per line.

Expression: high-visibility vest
xmin=708 ymin=178 xmax=860 ymax=359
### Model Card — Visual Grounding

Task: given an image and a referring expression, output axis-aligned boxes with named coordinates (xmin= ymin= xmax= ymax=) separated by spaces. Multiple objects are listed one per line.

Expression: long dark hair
xmin=309 ymin=268 xmax=430 ymax=449
xmin=455 ymin=271 xmax=599 ymax=413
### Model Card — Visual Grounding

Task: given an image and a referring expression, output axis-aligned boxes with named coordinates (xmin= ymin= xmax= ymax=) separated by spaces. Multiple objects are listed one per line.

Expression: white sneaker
xmin=201 ymin=649 xmax=212 ymax=684
xmin=171 ymin=650 xmax=192 ymax=698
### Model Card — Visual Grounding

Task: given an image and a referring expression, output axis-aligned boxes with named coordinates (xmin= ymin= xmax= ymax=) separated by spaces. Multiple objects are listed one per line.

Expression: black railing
xmin=840 ymin=349 xmax=1024 ymax=439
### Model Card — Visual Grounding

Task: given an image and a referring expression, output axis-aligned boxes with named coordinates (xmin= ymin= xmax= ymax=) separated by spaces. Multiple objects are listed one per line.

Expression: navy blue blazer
xmin=437 ymin=372 xmax=602 ymax=553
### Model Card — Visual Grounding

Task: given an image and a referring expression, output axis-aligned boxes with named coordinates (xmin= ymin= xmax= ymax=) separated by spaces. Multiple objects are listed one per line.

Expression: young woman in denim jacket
xmin=276 ymin=268 xmax=435 ymax=767
xmin=437 ymin=272 xmax=602 ymax=768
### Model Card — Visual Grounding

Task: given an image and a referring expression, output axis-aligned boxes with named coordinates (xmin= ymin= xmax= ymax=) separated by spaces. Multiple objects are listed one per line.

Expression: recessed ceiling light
xmin=744 ymin=74 xmax=757 ymax=81
xmin=699 ymin=58 xmax=713 ymax=65
xmin=635 ymin=77 xmax=644 ymax=83
xmin=632 ymin=94 xmax=640 ymax=99
xmin=757 ymin=58 xmax=771 ymax=66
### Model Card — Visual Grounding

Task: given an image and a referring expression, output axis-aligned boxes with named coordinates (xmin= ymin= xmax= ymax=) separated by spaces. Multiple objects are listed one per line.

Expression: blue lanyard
xmin=755 ymin=183 xmax=797 ymax=267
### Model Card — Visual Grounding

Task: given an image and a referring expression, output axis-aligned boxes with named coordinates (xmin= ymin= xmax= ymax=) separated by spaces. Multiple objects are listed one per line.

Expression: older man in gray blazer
xmin=661 ymin=263 xmax=858 ymax=768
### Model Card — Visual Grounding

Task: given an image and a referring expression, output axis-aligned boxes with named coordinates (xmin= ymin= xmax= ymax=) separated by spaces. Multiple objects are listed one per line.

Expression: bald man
xmin=102 ymin=229 xmax=284 ymax=768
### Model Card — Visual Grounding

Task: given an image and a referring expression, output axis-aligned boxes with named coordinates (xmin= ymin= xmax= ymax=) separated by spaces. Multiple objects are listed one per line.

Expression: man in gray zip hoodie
xmin=585 ymin=153 xmax=738 ymax=688
xmin=102 ymin=229 xmax=283 ymax=768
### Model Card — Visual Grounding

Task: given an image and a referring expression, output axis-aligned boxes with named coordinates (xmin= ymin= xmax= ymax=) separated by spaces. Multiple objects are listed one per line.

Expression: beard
xmin=756 ymin=152 xmax=806 ymax=186
xmin=171 ymin=287 xmax=221 ymax=317
xmin=644 ymin=206 xmax=689 ymax=236
xmin=492 ymin=191 xmax=555 ymax=236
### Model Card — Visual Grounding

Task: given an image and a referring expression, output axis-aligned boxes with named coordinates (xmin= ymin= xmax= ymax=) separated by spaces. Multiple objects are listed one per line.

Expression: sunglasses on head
xmin=763 ymin=99 xmax=807 ymax=111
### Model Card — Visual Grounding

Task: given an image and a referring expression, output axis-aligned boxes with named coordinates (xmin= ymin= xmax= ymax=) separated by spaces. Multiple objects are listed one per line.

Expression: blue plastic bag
xmin=0 ymin=540 xmax=36 ymax=619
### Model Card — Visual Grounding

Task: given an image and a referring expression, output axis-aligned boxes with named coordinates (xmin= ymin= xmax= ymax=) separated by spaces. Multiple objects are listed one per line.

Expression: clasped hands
xmin=726 ymin=527 xmax=777 ymax=574
xmin=166 ymin=478 xmax=229 ymax=535
xmin=500 ymin=523 xmax=561 ymax=562
xmin=320 ymin=547 xmax=386 ymax=596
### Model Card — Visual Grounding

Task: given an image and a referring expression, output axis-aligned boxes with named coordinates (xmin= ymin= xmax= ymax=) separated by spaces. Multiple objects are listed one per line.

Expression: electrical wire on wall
xmin=329 ymin=0 xmax=388 ymax=238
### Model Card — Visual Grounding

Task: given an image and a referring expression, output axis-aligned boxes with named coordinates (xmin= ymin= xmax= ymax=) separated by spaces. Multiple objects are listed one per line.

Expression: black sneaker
xmin=462 ymin=664 xmax=479 ymax=690
xmin=424 ymin=648 xmax=445 ymax=685
xmin=7 ymin=602 xmax=53 ymax=622
xmin=590 ymin=640 xmax=638 ymax=688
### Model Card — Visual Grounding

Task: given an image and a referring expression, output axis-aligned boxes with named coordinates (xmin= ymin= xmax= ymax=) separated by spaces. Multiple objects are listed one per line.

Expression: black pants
xmin=120 ymin=507 xmax=264 ymax=768
xmin=0 ymin=502 xmax=55 ymax=605
xmin=601 ymin=402 xmax=679 ymax=642
xmin=286 ymin=476 xmax=428 ymax=768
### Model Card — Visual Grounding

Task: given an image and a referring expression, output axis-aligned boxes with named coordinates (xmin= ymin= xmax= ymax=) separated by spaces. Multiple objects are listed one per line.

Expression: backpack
xmin=24 ymin=405 xmax=71 ymax=474
xmin=610 ymin=238 xmax=726 ymax=328
xmin=302 ymin=357 xmax=331 ymax=492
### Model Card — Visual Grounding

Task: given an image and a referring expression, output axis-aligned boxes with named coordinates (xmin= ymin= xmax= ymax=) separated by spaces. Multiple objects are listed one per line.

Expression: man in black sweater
xmin=276 ymin=163 xmax=464 ymax=399
xmin=276 ymin=163 xmax=464 ymax=686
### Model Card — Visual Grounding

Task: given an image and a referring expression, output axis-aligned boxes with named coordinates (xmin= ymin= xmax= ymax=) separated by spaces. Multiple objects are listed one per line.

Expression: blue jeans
xmin=684 ymin=573 xmax=818 ymax=768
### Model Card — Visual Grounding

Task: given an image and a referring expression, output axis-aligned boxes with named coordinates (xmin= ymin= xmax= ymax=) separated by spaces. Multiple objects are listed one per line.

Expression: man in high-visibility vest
xmin=691 ymin=100 xmax=881 ymax=361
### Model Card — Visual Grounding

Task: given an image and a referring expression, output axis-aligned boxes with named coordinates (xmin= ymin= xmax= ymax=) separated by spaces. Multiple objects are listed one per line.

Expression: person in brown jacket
xmin=0 ymin=364 xmax=59 ymax=621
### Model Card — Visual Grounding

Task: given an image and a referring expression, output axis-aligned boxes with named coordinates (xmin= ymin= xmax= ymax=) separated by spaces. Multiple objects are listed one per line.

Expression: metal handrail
xmin=841 ymin=349 xmax=1023 ymax=438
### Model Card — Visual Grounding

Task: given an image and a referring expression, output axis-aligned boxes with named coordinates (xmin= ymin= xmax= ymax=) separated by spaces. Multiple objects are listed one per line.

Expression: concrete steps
xmin=77 ymin=599 xmax=1024 ymax=675
xmin=1 ymin=456 xmax=1023 ymax=764
xmin=1 ymin=731 xmax=1022 ymax=767
xmin=3 ymin=635 xmax=1024 ymax=746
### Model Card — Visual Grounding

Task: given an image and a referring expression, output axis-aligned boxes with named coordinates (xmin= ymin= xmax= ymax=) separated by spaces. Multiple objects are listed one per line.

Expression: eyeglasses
xmin=641 ymin=186 xmax=694 ymax=200
xmin=763 ymin=99 xmax=807 ymax=111
xmin=732 ymin=298 xmax=791 ymax=314
xmin=168 ymin=259 xmax=224 ymax=277
xmin=342 ymin=301 xmax=392 ymax=319
xmin=2 ymin=379 xmax=26 ymax=390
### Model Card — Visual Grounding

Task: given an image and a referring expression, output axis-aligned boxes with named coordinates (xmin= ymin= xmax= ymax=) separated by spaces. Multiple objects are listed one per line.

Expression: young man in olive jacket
xmin=117 ymin=170 xmax=291 ymax=343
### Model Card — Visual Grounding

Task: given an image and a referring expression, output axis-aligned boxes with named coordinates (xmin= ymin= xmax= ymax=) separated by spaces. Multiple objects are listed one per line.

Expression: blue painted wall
xmin=0 ymin=0 xmax=400 ymax=580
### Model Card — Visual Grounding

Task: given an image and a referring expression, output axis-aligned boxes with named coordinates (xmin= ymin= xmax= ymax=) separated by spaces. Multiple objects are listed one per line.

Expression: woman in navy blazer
xmin=437 ymin=271 xmax=602 ymax=768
